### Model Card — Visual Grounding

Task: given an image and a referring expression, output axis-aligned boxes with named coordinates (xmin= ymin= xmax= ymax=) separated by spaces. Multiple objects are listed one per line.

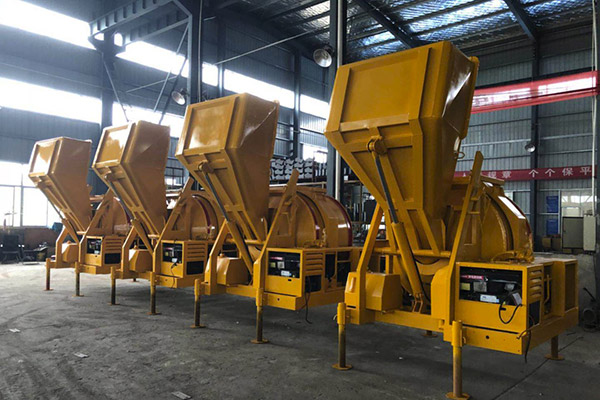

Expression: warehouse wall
xmin=0 ymin=3 xmax=329 ymax=169
xmin=459 ymin=25 xmax=594 ymax=247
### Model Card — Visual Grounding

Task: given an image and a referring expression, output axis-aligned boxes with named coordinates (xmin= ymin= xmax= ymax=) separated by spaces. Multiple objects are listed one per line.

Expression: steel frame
xmin=352 ymin=0 xmax=421 ymax=48
xmin=502 ymin=0 xmax=539 ymax=42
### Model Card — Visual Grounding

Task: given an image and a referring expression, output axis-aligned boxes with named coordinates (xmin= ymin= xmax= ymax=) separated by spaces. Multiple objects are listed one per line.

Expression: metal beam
xmin=352 ymin=0 xmax=420 ymax=48
xmin=90 ymin=0 xmax=173 ymax=36
xmin=213 ymin=0 xmax=243 ymax=10
xmin=122 ymin=8 xmax=187 ymax=45
xmin=215 ymin=8 xmax=313 ymax=60
xmin=502 ymin=0 xmax=539 ymax=42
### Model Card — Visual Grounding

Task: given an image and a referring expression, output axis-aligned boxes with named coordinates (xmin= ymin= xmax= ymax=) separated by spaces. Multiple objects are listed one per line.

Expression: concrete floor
xmin=0 ymin=263 xmax=599 ymax=400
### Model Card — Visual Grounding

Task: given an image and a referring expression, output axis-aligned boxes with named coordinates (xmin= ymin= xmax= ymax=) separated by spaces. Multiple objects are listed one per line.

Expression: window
xmin=225 ymin=70 xmax=295 ymax=108
xmin=300 ymin=95 xmax=330 ymax=119
xmin=165 ymin=166 xmax=185 ymax=189
xmin=302 ymin=144 xmax=327 ymax=164
xmin=0 ymin=161 xmax=60 ymax=227
xmin=0 ymin=0 xmax=333 ymax=156
xmin=0 ymin=186 xmax=21 ymax=227
xmin=117 ymin=41 xmax=219 ymax=86
xmin=112 ymin=103 xmax=185 ymax=137
xmin=0 ymin=1 xmax=331 ymax=123
xmin=0 ymin=77 xmax=101 ymax=123
xmin=0 ymin=0 xmax=93 ymax=49
xmin=561 ymin=190 xmax=594 ymax=217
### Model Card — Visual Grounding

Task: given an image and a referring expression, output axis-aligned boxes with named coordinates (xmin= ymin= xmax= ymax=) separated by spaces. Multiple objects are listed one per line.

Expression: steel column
xmin=217 ymin=18 xmax=226 ymax=98
xmin=594 ymin=3 xmax=600 ymax=299
xmin=187 ymin=0 xmax=203 ymax=104
xmin=98 ymin=34 xmax=118 ymax=130
xmin=529 ymin=43 xmax=540 ymax=250
xmin=327 ymin=0 xmax=346 ymax=201
xmin=293 ymin=51 xmax=301 ymax=159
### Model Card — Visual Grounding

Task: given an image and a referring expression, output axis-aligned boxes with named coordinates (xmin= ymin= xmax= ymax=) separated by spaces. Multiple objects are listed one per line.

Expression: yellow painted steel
xmin=325 ymin=41 xmax=578 ymax=395
xmin=93 ymin=120 xmax=222 ymax=288
xmin=76 ymin=187 xmax=129 ymax=275
xmin=177 ymin=93 xmax=358 ymax=313
xmin=177 ymin=93 xmax=278 ymax=243
xmin=29 ymin=137 xmax=92 ymax=233
xmin=94 ymin=121 xmax=170 ymax=236
xmin=29 ymin=137 xmax=92 ymax=270
xmin=29 ymin=137 xmax=130 ymax=292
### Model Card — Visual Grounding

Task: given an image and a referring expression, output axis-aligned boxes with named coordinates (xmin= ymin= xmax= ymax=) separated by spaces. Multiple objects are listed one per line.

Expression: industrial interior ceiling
xmin=221 ymin=0 xmax=592 ymax=60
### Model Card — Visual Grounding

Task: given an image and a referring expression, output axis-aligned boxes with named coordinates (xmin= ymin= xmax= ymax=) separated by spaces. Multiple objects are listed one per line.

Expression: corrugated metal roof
xmin=222 ymin=0 xmax=593 ymax=61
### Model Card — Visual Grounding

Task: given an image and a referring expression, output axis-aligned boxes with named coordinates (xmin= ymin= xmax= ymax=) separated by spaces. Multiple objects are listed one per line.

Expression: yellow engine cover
xmin=128 ymin=248 xmax=152 ymax=273
xmin=216 ymin=256 xmax=249 ymax=286
xmin=345 ymin=272 xmax=402 ymax=311
xmin=61 ymin=242 xmax=79 ymax=264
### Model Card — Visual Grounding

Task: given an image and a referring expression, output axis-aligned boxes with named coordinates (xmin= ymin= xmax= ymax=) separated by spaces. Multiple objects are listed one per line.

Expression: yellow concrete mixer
xmin=176 ymin=93 xmax=358 ymax=340
xmin=92 ymin=120 xmax=223 ymax=311
xmin=324 ymin=41 xmax=578 ymax=399
xmin=28 ymin=137 xmax=129 ymax=295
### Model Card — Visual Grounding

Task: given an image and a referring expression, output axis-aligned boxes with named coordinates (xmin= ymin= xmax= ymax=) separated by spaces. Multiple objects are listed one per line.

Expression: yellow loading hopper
xmin=176 ymin=93 xmax=279 ymax=242
xmin=325 ymin=41 xmax=478 ymax=254
xmin=28 ymin=137 xmax=92 ymax=232
xmin=93 ymin=121 xmax=171 ymax=236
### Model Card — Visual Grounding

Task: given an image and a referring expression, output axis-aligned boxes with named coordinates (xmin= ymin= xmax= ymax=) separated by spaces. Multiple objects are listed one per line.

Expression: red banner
xmin=455 ymin=165 xmax=596 ymax=181
xmin=472 ymin=71 xmax=599 ymax=114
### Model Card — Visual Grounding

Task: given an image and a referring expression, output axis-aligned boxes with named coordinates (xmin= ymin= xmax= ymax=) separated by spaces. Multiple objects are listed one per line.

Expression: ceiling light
xmin=313 ymin=45 xmax=334 ymax=68
xmin=171 ymin=88 xmax=189 ymax=106
xmin=524 ymin=142 xmax=536 ymax=153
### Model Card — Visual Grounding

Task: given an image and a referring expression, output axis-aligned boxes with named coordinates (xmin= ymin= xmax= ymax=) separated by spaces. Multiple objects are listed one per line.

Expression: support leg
xmin=333 ymin=302 xmax=352 ymax=370
xmin=132 ymin=277 xmax=137 ymax=282
xmin=73 ymin=263 xmax=83 ymax=297
xmin=110 ymin=266 xmax=118 ymax=305
xmin=545 ymin=336 xmax=564 ymax=361
xmin=447 ymin=321 xmax=469 ymax=400
xmin=45 ymin=260 xmax=52 ymax=291
xmin=191 ymin=279 xmax=205 ymax=329
xmin=148 ymin=272 xmax=160 ymax=315
xmin=251 ymin=289 xmax=268 ymax=344
xmin=423 ymin=330 xmax=438 ymax=338
xmin=250 ymin=305 xmax=269 ymax=344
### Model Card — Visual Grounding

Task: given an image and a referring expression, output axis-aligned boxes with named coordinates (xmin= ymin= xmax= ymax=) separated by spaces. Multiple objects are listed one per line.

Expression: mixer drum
xmin=267 ymin=187 xmax=352 ymax=249
xmin=97 ymin=197 xmax=129 ymax=236
xmin=190 ymin=193 xmax=221 ymax=240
